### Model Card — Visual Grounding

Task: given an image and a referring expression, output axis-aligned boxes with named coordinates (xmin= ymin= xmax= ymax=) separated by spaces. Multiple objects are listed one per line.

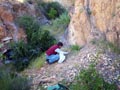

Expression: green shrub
xmin=29 ymin=54 xmax=45 ymax=69
xmin=17 ymin=15 xmax=56 ymax=50
xmin=10 ymin=41 xmax=31 ymax=71
xmin=52 ymin=12 xmax=70 ymax=29
xmin=69 ymin=65 xmax=117 ymax=90
xmin=107 ymin=42 xmax=120 ymax=54
xmin=0 ymin=70 xmax=30 ymax=90
xmin=10 ymin=40 xmax=42 ymax=71
xmin=17 ymin=15 xmax=40 ymax=44
xmin=10 ymin=41 xmax=30 ymax=59
xmin=11 ymin=15 xmax=56 ymax=71
xmin=0 ymin=52 xmax=4 ymax=60
xmin=39 ymin=30 xmax=56 ymax=50
xmin=38 ymin=2 xmax=66 ymax=19
xmin=17 ymin=15 xmax=32 ymax=28
xmin=47 ymin=7 xmax=57 ymax=19
xmin=42 ymin=12 xmax=70 ymax=36
xmin=0 ymin=44 xmax=4 ymax=60
xmin=70 ymin=45 xmax=81 ymax=51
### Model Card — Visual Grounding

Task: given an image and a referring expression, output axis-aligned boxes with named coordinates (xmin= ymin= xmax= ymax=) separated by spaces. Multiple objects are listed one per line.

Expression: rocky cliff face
xmin=0 ymin=0 xmax=42 ymax=42
xmin=68 ymin=0 xmax=120 ymax=47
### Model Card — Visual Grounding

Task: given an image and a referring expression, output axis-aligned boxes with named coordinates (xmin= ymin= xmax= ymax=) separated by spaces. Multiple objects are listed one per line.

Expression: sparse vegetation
xmin=17 ymin=15 xmax=56 ymax=50
xmin=38 ymin=2 xmax=66 ymax=20
xmin=29 ymin=54 xmax=46 ymax=69
xmin=0 ymin=53 xmax=3 ymax=60
xmin=0 ymin=44 xmax=4 ymax=60
xmin=107 ymin=42 xmax=120 ymax=54
xmin=9 ymin=15 xmax=56 ymax=71
xmin=69 ymin=64 xmax=117 ymax=90
xmin=70 ymin=45 xmax=81 ymax=51
xmin=52 ymin=12 xmax=70 ymax=29
xmin=1 ymin=1 xmax=119 ymax=90
xmin=0 ymin=70 xmax=31 ymax=90
xmin=42 ymin=12 xmax=70 ymax=36
xmin=91 ymin=39 xmax=120 ymax=54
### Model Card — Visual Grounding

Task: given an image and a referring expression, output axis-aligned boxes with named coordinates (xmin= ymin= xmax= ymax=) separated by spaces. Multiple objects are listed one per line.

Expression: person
xmin=45 ymin=42 xmax=68 ymax=64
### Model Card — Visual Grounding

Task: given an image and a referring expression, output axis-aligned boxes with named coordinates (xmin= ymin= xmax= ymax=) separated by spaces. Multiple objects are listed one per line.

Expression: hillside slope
xmin=24 ymin=43 xmax=120 ymax=90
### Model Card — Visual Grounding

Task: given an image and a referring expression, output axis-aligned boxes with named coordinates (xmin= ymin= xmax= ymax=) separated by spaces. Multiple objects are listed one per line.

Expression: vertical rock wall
xmin=68 ymin=0 xmax=120 ymax=46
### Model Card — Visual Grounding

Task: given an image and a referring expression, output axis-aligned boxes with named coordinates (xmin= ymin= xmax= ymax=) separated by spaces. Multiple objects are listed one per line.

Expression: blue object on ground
xmin=47 ymin=84 xmax=69 ymax=90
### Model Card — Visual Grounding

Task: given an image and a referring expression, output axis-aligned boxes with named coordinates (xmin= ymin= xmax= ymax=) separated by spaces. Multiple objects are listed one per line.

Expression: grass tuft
xmin=29 ymin=54 xmax=46 ymax=69
xmin=70 ymin=45 xmax=81 ymax=51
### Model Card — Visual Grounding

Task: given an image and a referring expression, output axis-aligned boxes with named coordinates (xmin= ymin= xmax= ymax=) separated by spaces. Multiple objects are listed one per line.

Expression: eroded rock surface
xmin=68 ymin=0 xmax=120 ymax=47
xmin=0 ymin=0 xmax=43 ymax=42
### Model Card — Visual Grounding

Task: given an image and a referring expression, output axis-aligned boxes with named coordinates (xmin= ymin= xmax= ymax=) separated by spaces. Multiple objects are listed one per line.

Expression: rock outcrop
xmin=0 ymin=0 xmax=41 ymax=42
xmin=68 ymin=0 xmax=120 ymax=47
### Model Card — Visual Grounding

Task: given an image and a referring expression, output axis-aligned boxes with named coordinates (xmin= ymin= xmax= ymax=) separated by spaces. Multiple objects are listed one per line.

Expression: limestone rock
xmin=68 ymin=0 xmax=120 ymax=47
xmin=1 ymin=10 xmax=14 ymax=23
xmin=0 ymin=1 xmax=42 ymax=42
